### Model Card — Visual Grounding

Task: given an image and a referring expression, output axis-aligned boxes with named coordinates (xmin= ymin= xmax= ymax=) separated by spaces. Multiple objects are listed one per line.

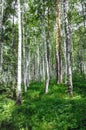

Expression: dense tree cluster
xmin=0 ymin=0 xmax=86 ymax=129
xmin=0 ymin=0 xmax=85 ymax=97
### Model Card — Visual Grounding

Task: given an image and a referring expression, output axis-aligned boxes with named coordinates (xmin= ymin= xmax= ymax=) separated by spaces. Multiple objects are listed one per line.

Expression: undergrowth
xmin=0 ymin=75 xmax=86 ymax=130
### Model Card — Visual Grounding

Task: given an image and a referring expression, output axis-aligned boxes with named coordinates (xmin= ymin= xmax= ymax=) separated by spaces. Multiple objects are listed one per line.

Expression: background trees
xmin=0 ymin=0 xmax=86 ymax=129
xmin=0 ymin=0 xmax=86 ymax=94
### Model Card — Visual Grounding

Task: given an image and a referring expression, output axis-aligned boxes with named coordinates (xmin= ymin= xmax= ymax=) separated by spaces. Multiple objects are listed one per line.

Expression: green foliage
xmin=0 ymin=94 xmax=15 ymax=130
xmin=73 ymin=72 xmax=86 ymax=97
xmin=0 ymin=79 xmax=86 ymax=130
xmin=0 ymin=0 xmax=86 ymax=129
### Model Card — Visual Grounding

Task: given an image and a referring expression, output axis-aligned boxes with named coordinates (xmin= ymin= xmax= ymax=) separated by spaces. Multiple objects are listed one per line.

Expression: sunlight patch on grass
xmin=64 ymin=95 xmax=82 ymax=100
xmin=72 ymin=95 xmax=82 ymax=100
xmin=39 ymin=121 xmax=54 ymax=130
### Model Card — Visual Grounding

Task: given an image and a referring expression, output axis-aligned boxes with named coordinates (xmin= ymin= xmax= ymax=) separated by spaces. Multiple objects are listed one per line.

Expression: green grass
xmin=0 ymin=77 xmax=86 ymax=130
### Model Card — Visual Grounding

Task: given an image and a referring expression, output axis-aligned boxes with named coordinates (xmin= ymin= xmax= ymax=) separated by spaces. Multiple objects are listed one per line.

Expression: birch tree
xmin=17 ymin=0 xmax=22 ymax=103
xmin=63 ymin=0 xmax=73 ymax=96
xmin=55 ymin=0 xmax=62 ymax=84
xmin=0 ymin=0 xmax=4 ymax=75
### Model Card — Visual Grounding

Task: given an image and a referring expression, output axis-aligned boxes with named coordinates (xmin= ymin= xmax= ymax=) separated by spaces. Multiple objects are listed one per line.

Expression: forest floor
xmin=0 ymin=77 xmax=86 ymax=130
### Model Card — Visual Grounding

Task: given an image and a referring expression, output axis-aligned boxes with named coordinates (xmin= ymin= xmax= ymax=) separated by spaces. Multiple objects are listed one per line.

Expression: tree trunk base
xmin=15 ymin=94 xmax=21 ymax=105
xmin=68 ymin=88 xmax=73 ymax=97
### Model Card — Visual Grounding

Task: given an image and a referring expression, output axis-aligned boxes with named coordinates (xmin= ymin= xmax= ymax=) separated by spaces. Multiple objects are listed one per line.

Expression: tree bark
xmin=17 ymin=0 xmax=22 ymax=102
xmin=63 ymin=0 xmax=73 ymax=96
xmin=55 ymin=0 xmax=62 ymax=84
xmin=42 ymin=23 xmax=50 ymax=93
xmin=37 ymin=45 xmax=40 ymax=81
xmin=45 ymin=7 xmax=50 ymax=94
xmin=0 ymin=0 xmax=4 ymax=75
xmin=81 ymin=1 xmax=86 ymax=29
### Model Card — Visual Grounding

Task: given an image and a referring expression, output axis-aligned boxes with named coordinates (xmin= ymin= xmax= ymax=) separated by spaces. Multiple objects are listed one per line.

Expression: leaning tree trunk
xmin=16 ymin=0 xmax=22 ymax=104
xmin=55 ymin=0 xmax=62 ymax=84
xmin=63 ymin=0 xmax=73 ymax=96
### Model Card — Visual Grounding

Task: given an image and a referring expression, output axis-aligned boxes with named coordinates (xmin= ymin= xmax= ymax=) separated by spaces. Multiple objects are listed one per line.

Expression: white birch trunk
xmin=43 ymin=57 xmax=45 ymax=82
xmin=41 ymin=21 xmax=49 ymax=93
xmin=37 ymin=45 xmax=40 ymax=81
xmin=27 ymin=51 xmax=31 ymax=86
xmin=0 ymin=0 xmax=4 ymax=73
xmin=24 ymin=55 xmax=29 ymax=92
xmin=43 ymin=24 xmax=50 ymax=94
xmin=63 ymin=0 xmax=73 ymax=96
xmin=17 ymin=0 xmax=22 ymax=97
xmin=55 ymin=0 xmax=62 ymax=84
xmin=61 ymin=0 xmax=67 ymax=83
